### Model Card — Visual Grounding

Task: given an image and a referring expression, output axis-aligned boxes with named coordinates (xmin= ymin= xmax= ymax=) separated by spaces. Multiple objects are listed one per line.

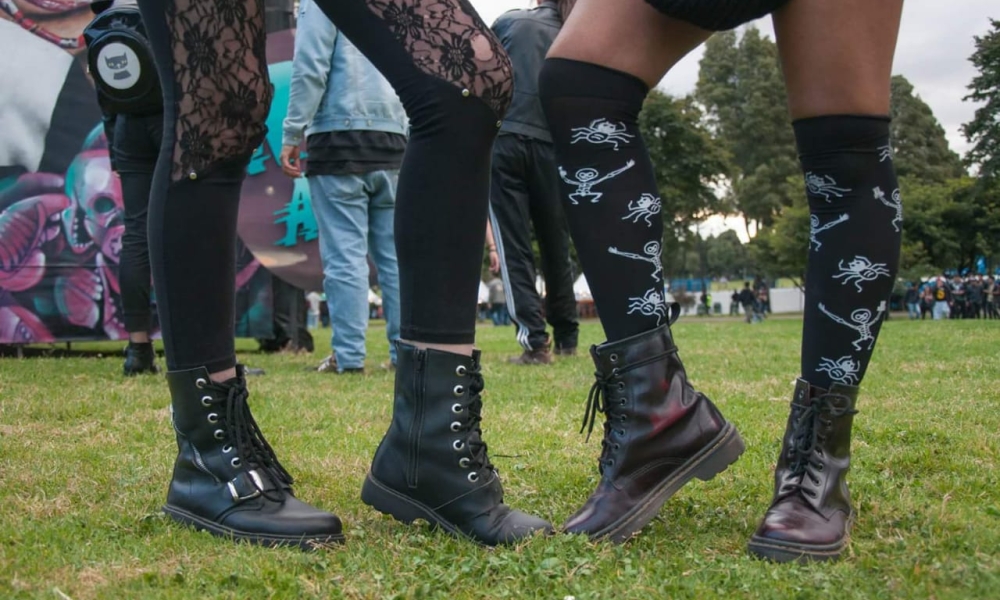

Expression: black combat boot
xmin=361 ymin=343 xmax=552 ymax=546
xmin=565 ymin=322 xmax=745 ymax=543
xmin=163 ymin=366 xmax=343 ymax=549
xmin=748 ymin=379 xmax=859 ymax=563
xmin=123 ymin=342 xmax=159 ymax=376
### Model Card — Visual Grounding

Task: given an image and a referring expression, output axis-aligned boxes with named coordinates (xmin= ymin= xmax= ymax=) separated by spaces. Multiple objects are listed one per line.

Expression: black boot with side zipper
xmin=361 ymin=342 xmax=552 ymax=546
xmin=748 ymin=378 xmax=859 ymax=563
xmin=163 ymin=366 xmax=344 ymax=549
xmin=565 ymin=317 xmax=745 ymax=543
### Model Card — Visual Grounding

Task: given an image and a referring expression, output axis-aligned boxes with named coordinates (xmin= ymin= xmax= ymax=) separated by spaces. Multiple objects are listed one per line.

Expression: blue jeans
xmin=932 ymin=301 xmax=950 ymax=321
xmin=308 ymin=170 xmax=401 ymax=370
xmin=907 ymin=302 xmax=920 ymax=319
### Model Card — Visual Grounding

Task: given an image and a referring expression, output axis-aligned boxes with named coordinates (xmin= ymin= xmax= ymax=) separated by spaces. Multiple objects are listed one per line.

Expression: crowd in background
xmin=904 ymin=275 xmax=999 ymax=320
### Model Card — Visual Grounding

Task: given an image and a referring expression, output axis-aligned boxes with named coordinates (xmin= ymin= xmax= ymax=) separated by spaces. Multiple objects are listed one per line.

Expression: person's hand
xmin=488 ymin=247 xmax=499 ymax=273
xmin=280 ymin=144 xmax=302 ymax=178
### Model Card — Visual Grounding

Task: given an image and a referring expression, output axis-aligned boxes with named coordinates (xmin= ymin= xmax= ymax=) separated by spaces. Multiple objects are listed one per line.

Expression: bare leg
xmin=774 ymin=0 xmax=903 ymax=118
xmin=548 ymin=0 xmax=709 ymax=85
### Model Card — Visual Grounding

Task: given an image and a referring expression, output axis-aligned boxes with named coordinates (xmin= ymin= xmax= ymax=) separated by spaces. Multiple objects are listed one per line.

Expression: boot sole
xmin=361 ymin=472 xmax=485 ymax=545
xmin=162 ymin=505 xmax=345 ymax=550
xmin=746 ymin=536 xmax=846 ymax=563
xmin=587 ymin=421 xmax=745 ymax=544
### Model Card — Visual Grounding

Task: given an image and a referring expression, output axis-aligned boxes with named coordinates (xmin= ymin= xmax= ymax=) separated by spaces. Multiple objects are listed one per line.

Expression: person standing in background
xmin=84 ymin=0 xmax=161 ymax=375
xmin=967 ymin=275 xmax=984 ymax=319
xmin=280 ymin=0 xmax=406 ymax=374
xmin=489 ymin=0 xmax=580 ymax=365
xmin=949 ymin=275 xmax=966 ymax=319
xmin=904 ymin=282 xmax=920 ymax=320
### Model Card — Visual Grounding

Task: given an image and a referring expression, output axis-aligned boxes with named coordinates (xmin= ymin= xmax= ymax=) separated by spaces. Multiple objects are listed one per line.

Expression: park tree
xmin=889 ymin=75 xmax=965 ymax=183
xmin=963 ymin=19 xmax=1000 ymax=183
xmin=696 ymin=28 xmax=799 ymax=233
xmin=638 ymin=90 xmax=730 ymax=278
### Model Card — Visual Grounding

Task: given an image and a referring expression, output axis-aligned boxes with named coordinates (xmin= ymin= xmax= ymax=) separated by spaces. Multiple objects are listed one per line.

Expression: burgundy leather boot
xmin=748 ymin=378 xmax=859 ymax=562
xmin=565 ymin=323 xmax=745 ymax=542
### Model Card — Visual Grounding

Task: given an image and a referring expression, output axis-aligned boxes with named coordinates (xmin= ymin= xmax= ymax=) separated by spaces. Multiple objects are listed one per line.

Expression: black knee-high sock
xmin=796 ymin=116 xmax=901 ymax=390
xmin=540 ymin=58 xmax=665 ymax=342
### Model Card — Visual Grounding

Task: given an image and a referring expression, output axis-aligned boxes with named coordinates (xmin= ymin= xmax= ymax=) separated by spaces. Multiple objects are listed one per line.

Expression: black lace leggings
xmin=137 ymin=0 xmax=512 ymax=371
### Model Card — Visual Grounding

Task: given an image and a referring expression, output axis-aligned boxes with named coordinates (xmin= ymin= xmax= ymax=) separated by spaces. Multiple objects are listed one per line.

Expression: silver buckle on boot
xmin=227 ymin=469 xmax=264 ymax=502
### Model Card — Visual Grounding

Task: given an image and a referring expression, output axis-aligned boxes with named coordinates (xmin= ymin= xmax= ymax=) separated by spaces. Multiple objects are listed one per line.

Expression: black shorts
xmin=645 ymin=0 xmax=792 ymax=31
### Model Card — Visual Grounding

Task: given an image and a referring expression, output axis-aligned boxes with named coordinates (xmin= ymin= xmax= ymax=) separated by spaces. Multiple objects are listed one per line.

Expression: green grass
xmin=2 ymin=318 xmax=998 ymax=599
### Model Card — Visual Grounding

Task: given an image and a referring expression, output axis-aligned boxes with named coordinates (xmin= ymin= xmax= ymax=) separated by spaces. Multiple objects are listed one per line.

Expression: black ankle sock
xmin=540 ymin=58 xmax=667 ymax=342
xmin=796 ymin=115 xmax=901 ymax=389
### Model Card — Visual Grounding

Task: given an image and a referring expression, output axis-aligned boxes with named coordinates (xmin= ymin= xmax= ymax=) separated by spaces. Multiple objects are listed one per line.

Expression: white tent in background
xmin=573 ymin=274 xmax=592 ymax=301
xmin=478 ymin=280 xmax=489 ymax=304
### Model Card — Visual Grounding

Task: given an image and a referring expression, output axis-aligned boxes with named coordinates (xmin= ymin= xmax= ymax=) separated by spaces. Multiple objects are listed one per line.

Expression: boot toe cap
xmin=753 ymin=496 xmax=849 ymax=547
xmin=222 ymin=496 xmax=344 ymax=542
xmin=468 ymin=505 xmax=553 ymax=545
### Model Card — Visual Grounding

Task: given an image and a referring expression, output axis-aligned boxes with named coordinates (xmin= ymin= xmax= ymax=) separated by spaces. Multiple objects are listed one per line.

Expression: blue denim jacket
xmin=281 ymin=0 xmax=407 ymax=147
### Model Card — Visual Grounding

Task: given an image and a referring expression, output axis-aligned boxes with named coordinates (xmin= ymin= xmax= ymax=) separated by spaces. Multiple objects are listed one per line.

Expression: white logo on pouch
xmin=97 ymin=42 xmax=140 ymax=90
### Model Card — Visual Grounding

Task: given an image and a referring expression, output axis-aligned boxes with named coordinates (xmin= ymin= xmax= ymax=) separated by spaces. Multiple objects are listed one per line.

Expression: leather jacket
xmin=492 ymin=1 xmax=563 ymax=143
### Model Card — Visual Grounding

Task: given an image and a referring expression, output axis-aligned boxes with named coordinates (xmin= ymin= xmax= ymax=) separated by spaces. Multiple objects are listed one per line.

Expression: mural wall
xmin=0 ymin=0 xmax=302 ymax=344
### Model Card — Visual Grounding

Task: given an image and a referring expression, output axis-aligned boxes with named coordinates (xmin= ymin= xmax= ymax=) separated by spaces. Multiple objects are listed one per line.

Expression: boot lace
xmin=462 ymin=363 xmax=495 ymax=475
xmin=206 ymin=379 xmax=293 ymax=500
xmin=780 ymin=392 xmax=857 ymax=500
xmin=581 ymin=368 xmax=626 ymax=474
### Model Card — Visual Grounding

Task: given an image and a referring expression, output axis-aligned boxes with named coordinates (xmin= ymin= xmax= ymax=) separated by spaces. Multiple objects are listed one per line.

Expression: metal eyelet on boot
xmin=455 ymin=365 xmax=467 ymax=376
xmin=223 ymin=445 xmax=234 ymax=453
xmin=453 ymin=385 xmax=464 ymax=396
xmin=453 ymin=440 xmax=465 ymax=451
xmin=201 ymin=395 xmax=212 ymax=407
xmin=451 ymin=403 xmax=463 ymax=414
xmin=617 ymin=382 xmax=626 ymax=391
xmin=195 ymin=377 xmax=207 ymax=389
xmin=619 ymin=398 xmax=627 ymax=406
xmin=459 ymin=457 xmax=470 ymax=468
xmin=609 ymin=353 xmax=619 ymax=363
xmin=214 ymin=429 xmax=225 ymax=440
xmin=231 ymin=457 xmax=241 ymax=467
xmin=450 ymin=421 xmax=462 ymax=432
xmin=207 ymin=413 xmax=219 ymax=423
xmin=468 ymin=472 xmax=479 ymax=482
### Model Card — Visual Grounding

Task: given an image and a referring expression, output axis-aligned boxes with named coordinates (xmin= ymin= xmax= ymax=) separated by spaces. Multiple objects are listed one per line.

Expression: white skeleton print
xmin=818 ymin=301 xmax=886 ymax=351
xmin=559 ymin=160 xmax=636 ymax=204
xmin=609 ymin=240 xmax=663 ymax=282
xmin=872 ymin=186 xmax=903 ymax=233
xmin=877 ymin=144 xmax=894 ymax=162
xmin=627 ymin=288 xmax=668 ymax=325
xmin=570 ymin=118 xmax=635 ymax=151
xmin=816 ymin=355 xmax=861 ymax=385
xmin=809 ymin=213 xmax=850 ymax=251
xmin=832 ymin=255 xmax=892 ymax=292
xmin=805 ymin=173 xmax=853 ymax=202
xmin=621 ymin=193 xmax=662 ymax=227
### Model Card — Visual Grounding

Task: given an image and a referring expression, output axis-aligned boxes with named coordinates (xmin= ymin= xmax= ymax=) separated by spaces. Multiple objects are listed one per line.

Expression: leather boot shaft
xmin=363 ymin=342 xmax=552 ymax=545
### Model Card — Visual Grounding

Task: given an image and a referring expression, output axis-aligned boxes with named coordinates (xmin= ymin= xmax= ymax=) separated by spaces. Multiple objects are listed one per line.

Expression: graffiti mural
xmin=0 ymin=0 xmax=277 ymax=344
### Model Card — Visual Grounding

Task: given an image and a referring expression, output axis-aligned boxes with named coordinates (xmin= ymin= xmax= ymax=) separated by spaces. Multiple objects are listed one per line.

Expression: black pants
xmin=489 ymin=134 xmax=579 ymax=351
xmin=113 ymin=112 xmax=163 ymax=334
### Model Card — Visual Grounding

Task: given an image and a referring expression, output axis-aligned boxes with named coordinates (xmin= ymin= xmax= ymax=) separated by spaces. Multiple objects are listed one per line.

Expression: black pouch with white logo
xmin=84 ymin=6 xmax=162 ymax=115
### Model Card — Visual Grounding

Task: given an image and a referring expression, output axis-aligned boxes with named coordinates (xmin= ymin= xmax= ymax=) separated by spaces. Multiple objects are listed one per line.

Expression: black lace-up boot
xmin=748 ymin=379 xmax=859 ymax=562
xmin=163 ymin=366 xmax=343 ymax=549
xmin=361 ymin=343 xmax=552 ymax=546
xmin=123 ymin=342 xmax=159 ymax=376
xmin=565 ymin=320 xmax=745 ymax=543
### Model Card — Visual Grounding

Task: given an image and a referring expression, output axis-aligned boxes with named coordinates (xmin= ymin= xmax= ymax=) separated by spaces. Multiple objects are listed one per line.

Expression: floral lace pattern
xmin=166 ymin=0 xmax=272 ymax=181
xmin=366 ymin=0 xmax=513 ymax=117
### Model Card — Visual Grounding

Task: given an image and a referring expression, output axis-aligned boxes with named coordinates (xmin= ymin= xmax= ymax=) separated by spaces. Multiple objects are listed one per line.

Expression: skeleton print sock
xmin=539 ymin=58 xmax=666 ymax=342
xmin=796 ymin=115 xmax=901 ymax=390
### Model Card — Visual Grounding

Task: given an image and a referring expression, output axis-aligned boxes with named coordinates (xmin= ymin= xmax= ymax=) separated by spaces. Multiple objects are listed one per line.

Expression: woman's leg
xmin=306 ymin=0 xmax=550 ymax=545
xmin=539 ymin=0 xmax=745 ymax=543
xmin=748 ymin=0 xmax=904 ymax=563
xmin=137 ymin=0 xmax=342 ymax=548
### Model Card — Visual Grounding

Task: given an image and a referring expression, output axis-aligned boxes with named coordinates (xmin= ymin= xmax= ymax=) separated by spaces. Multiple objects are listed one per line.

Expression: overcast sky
xmin=471 ymin=0 xmax=996 ymax=158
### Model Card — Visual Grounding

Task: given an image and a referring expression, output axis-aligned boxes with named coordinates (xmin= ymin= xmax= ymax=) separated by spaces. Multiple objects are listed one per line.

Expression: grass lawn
xmin=1 ymin=316 xmax=998 ymax=599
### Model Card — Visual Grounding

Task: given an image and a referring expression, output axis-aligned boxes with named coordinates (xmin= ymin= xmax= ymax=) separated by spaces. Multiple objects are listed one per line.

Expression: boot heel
xmin=693 ymin=423 xmax=745 ymax=482
xmin=361 ymin=473 xmax=431 ymax=526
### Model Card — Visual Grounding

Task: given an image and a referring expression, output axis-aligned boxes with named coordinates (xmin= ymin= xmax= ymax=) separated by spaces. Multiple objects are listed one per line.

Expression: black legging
xmin=137 ymin=0 xmax=510 ymax=371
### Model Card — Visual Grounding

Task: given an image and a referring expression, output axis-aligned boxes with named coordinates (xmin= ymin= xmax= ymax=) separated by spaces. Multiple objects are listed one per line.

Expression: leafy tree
xmin=638 ymin=90 xmax=730 ymax=278
xmin=963 ymin=19 xmax=1000 ymax=183
xmin=890 ymin=75 xmax=965 ymax=183
xmin=696 ymin=28 xmax=799 ymax=233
